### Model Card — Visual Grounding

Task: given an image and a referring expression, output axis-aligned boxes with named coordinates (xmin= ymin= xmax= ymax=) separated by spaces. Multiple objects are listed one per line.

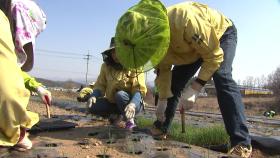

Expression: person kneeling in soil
xmin=82 ymin=37 xmax=147 ymax=130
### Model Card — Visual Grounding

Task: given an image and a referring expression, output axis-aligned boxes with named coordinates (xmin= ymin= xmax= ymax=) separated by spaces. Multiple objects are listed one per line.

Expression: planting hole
xmin=129 ymin=151 xmax=143 ymax=155
xmin=153 ymin=137 xmax=162 ymax=141
xmin=88 ymin=132 xmax=99 ymax=136
xmin=78 ymin=140 xmax=90 ymax=145
xmin=181 ymin=145 xmax=191 ymax=149
xmin=96 ymin=155 xmax=111 ymax=158
xmin=106 ymin=140 xmax=116 ymax=144
xmin=156 ymin=147 xmax=169 ymax=151
xmin=45 ymin=143 xmax=58 ymax=147
xmin=132 ymin=138 xmax=140 ymax=142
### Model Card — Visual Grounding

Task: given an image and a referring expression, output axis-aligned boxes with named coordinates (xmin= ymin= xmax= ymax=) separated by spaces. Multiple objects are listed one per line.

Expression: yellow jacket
xmin=21 ymin=71 xmax=42 ymax=92
xmin=156 ymin=2 xmax=232 ymax=99
xmin=93 ymin=63 xmax=147 ymax=103
xmin=0 ymin=10 xmax=39 ymax=146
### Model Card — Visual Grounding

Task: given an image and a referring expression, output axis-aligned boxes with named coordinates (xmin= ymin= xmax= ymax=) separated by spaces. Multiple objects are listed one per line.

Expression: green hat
xmin=115 ymin=0 xmax=170 ymax=72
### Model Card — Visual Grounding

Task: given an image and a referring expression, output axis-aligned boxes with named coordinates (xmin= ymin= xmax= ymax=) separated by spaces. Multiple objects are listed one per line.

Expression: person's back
xmin=115 ymin=1 xmax=252 ymax=157
xmin=167 ymin=2 xmax=231 ymax=38
xmin=156 ymin=1 xmax=233 ymax=99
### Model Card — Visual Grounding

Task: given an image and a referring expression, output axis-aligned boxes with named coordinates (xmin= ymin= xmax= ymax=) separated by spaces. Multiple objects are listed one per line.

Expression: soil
xmin=0 ymin=90 xmax=279 ymax=158
xmin=25 ymin=99 xmax=225 ymax=158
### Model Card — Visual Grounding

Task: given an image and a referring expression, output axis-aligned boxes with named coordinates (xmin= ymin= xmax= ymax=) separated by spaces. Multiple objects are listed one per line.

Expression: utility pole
xmin=84 ymin=51 xmax=92 ymax=84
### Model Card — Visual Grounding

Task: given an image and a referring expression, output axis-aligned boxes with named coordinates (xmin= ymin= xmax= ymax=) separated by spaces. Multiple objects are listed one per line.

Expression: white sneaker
xmin=14 ymin=133 xmax=32 ymax=151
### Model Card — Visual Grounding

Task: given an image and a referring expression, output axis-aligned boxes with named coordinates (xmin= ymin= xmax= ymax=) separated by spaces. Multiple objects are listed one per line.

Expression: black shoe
xmin=153 ymin=120 xmax=163 ymax=129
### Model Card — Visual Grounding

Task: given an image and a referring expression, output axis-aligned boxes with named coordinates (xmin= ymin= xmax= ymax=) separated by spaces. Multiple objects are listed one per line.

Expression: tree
xmin=243 ymin=76 xmax=254 ymax=87
xmin=267 ymin=67 xmax=280 ymax=95
xmin=259 ymin=75 xmax=267 ymax=88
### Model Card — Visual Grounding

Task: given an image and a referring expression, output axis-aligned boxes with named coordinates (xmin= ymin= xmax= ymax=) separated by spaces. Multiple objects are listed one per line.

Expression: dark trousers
xmin=154 ymin=93 xmax=159 ymax=106
xmin=162 ymin=24 xmax=251 ymax=147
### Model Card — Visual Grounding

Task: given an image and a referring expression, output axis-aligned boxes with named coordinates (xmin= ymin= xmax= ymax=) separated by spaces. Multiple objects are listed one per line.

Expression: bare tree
xmin=266 ymin=67 xmax=280 ymax=113
xmin=267 ymin=67 xmax=280 ymax=95
xmin=243 ymin=76 xmax=254 ymax=87
xmin=260 ymin=75 xmax=267 ymax=88
xmin=237 ymin=79 xmax=241 ymax=86
xmin=254 ymin=75 xmax=267 ymax=88
xmin=241 ymin=75 xmax=268 ymax=88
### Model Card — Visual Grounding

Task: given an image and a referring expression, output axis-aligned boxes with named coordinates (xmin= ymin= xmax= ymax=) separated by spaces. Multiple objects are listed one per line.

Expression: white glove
xmin=182 ymin=81 xmax=202 ymax=109
xmin=156 ymin=100 xmax=167 ymax=122
xmin=37 ymin=86 xmax=52 ymax=105
xmin=124 ymin=103 xmax=136 ymax=119
xmin=183 ymin=86 xmax=199 ymax=103
xmin=86 ymin=96 xmax=96 ymax=109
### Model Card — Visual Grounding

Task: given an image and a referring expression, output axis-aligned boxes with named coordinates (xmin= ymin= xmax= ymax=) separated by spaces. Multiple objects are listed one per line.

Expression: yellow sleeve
xmin=155 ymin=63 xmax=173 ymax=99
xmin=131 ymin=72 xmax=147 ymax=97
xmin=21 ymin=71 xmax=42 ymax=92
xmin=92 ymin=63 xmax=107 ymax=96
xmin=184 ymin=16 xmax=224 ymax=81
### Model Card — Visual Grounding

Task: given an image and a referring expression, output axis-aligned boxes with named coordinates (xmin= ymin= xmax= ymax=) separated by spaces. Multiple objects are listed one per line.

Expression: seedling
xmin=126 ymin=136 xmax=135 ymax=155
xmin=106 ymin=126 xmax=116 ymax=144
xmin=97 ymin=146 xmax=109 ymax=158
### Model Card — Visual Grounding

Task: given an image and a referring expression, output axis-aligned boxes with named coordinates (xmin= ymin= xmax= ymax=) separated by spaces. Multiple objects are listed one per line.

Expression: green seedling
xmin=102 ymin=146 xmax=109 ymax=158
xmin=126 ymin=136 xmax=135 ymax=155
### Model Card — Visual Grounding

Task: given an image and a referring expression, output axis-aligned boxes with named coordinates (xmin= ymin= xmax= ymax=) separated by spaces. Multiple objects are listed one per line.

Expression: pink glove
xmin=37 ymin=86 xmax=52 ymax=106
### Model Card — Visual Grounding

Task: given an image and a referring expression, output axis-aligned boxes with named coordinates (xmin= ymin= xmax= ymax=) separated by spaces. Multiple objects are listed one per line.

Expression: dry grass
xmin=144 ymin=89 xmax=278 ymax=117
xmin=49 ymin=90 xmax=78 ymax=101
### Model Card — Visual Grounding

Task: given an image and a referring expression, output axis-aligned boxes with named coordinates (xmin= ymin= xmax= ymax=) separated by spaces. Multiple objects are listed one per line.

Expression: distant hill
xmin=36 ymin=77 xmax=154 ymax=89
xmin=36 ymin=78 xmax=83 ymax=89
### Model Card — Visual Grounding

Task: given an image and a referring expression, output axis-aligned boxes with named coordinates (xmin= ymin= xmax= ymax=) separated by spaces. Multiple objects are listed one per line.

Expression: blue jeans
xmin=90 ymin=90 xmax=142 ymax=119
xmin=162 ymin=24 xmax=251 ymax=147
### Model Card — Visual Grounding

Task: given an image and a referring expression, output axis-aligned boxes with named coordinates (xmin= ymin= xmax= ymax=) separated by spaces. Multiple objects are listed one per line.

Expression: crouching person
xmin=86 ymin=37 xmax=147 ymax=130
xmin=77 ymin=82 xmax=95 ymax=103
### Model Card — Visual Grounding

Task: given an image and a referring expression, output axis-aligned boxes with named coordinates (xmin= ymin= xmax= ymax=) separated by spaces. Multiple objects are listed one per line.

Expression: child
xmin=0 ymin=0 xmax=50 ymax=150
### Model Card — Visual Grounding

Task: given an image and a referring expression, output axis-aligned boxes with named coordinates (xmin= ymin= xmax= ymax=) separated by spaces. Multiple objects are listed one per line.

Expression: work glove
xmin=124 ymin=103 xmax=136 ymax=120
xmin=77 ymin=87 xmax=93 ymax=102
xmin=37 ymin=86 xmax=52 ymax=106
xmin=86 ymin=96 xmax=96 ymax=109
xmin=155 ymin=100 xmax=167 ymax=122
xmin=181 ymin=81 xmax=203 ymax=109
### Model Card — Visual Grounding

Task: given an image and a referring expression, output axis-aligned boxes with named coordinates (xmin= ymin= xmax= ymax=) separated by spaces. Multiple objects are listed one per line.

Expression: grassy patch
xmin=136 ymin=116 xmax=229 ymax=147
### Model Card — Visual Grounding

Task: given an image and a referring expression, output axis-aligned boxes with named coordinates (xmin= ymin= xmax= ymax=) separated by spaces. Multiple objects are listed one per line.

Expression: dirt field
xmin=24 ymin=92 xmax=227 ymax=158
xmin=1 ymin=90 xmax=278 ymax=158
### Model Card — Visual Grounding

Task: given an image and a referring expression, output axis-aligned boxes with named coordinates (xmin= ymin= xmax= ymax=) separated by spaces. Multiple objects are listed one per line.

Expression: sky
xmin=30 ymin=0 xmax=280 ymax=84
